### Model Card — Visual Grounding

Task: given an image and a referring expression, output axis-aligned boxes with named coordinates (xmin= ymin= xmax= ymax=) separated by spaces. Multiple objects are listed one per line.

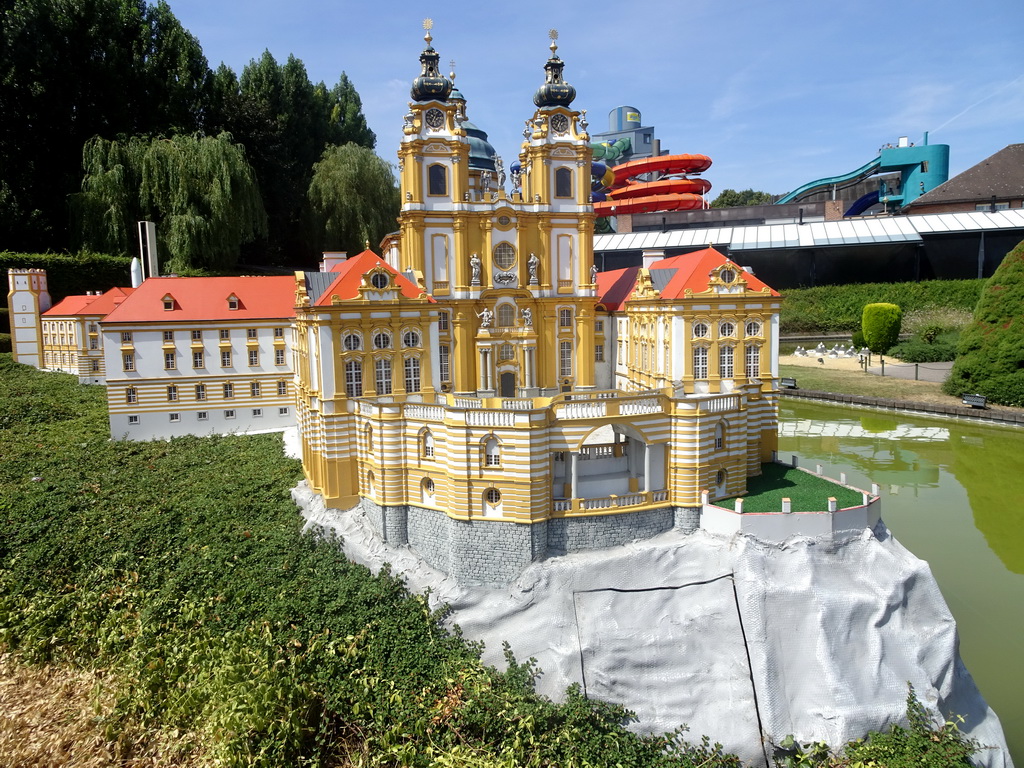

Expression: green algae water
xmin=779 ymin=400 xmax=1024 ymax=763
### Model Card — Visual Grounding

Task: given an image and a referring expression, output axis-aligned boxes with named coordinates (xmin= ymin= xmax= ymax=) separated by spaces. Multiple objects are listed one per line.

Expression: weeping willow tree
xmin=306 ymin=143 xmax=399 ymax=256
xmin=72 ymin=133 xmax=267 ymax=272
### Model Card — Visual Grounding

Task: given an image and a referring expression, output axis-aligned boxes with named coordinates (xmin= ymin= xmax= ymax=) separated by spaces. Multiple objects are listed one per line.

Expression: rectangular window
xmin=219 ymin=329 xmax=230 ymax=340
xmin=375 ymin=358 xmax=392 ymax=395
xmin=554 ymin=167 xmax=572 ymax=198
xmin=250 ymin=382 xmax=261 ymax=398
xmin=169 ymin=413 xmax=180 ymax=422
xmin=278 ymin=407 xmax=289 ymax=416
xmin=247 ymin=328 xmax=258 ymax=339
xmin=193 ymin=351 xmax=204 ymax=368
xmin=164 ymin=352 xmax=176 ymax=370
xmin=191 ymin=329 xmax=202 ymax=341
xmin=163 ymin=330 xmax=174 ymax=342
xmin=404 ymin=357 xmax=421 ymax=393
xmin=428 ymin=163 xmax=447 ymax=196
xmin=224 ymin=409 xmax=235 ymax=419
xmin=252 ymin=408 xmax=263 ymax=417
xmin=439 ymin=344 xmax=450 ymax=382
xmin=719 ymin=346 xmax=734 ymax=379
xmin=595 ymin=344 xmax=604 ymax=362
xmin=560 ymin=341 xmax=573 ymax=377
xmin=195 ymin=383 xmax=206 ymax=401
xmin=345 ymin=360 xmax=363 ymax=397
xmin=125 ymin=387 xmax=137 ymax=404
xmin=121 ymin=331 xmax=132 ymax=343
xmin=89 ymin=338 xmax=99 ymax=350
xmin=90 ymin=359 xmax=100 ymax=372
xmin=197 ymin=411 xmax=208 ymax=421
xmin=559 ymin=308 xmax=573 ymax=328
xmin=273 ymin=327 xmax=284 ymax=338
xmin=277 ymin=381 xmax=287 ymax=396
xmin=745 ymin=344 xmax=761 ymax=379
xmin=123 ymin=353 xmax=135 ymax=371
xmin=221 ymin=350 xmax=232 ymax=367
xmin=275 ymin=349 xmax=286 ymax=365
xmin=167 ymin=385 xmax=178 ymax=402
xmin=976 ymin=202 xmax=1009 ymax=211
xmin=595 ymin=320 xmax=604 ymax=333
xmin=248 ymin=349 xmax=259 ymax=366
xmin=693 ymin=347 xmax=708 ymax=379
xmin=223 ymin=382 xmax=234 ymax=399
xmin=438 ymin=311 xmax=449 ymax=331
xmin=128 ymin=415 xmax=139 ymax=425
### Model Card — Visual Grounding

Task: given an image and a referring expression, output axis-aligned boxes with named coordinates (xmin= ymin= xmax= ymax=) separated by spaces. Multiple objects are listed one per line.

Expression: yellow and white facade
xmin=291 ymin=32 xmax=784 ymax=584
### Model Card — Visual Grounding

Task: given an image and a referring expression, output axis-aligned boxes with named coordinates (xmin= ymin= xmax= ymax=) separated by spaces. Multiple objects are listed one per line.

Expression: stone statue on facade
xmin=591 ymin=263 xmax=599 ymax=284
xmin=477 ymin=307 xmax=493 ymax=328
xmin=528 ymin=253 xmax=539 ymax=285
xmin=521 ymin=307 xmax=533 ymax=327
xmin=470 ymin=253 xmax=481 ymax=285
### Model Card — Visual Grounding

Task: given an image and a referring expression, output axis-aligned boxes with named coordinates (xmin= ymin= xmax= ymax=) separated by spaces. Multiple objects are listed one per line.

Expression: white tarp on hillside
xmin=294 ymin=482 xmax=1012 ymax=768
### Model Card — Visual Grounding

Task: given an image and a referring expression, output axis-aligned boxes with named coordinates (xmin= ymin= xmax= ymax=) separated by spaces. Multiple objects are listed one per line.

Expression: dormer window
xmin=162 ymin=294 xmax=175 ymax=311
xmin=719 ymin=268 xmax=736 ymax=284
xmin=370 ymin=272 xmax=389 ymax=290
xmin=227 ymin=294 xmax=240 ymax=310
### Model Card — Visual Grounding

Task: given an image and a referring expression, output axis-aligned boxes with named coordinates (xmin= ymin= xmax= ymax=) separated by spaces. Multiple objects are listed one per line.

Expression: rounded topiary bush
xmin=861 ymin=303 xmax=902 ymax=354
xmin=944 ymin=239 xmax=1024 ymax=405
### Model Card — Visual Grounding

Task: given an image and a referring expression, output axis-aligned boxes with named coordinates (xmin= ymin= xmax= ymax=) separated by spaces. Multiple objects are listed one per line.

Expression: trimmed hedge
xmin=1 ymin=251 xmax=132 ymax=307
xmin=780 ymin=280 xmax=983 ymax=335
xmin=862 ymin=303 xmax=902 ymax=354
xmin=944 ymin=240 xmax=1024 ymax=406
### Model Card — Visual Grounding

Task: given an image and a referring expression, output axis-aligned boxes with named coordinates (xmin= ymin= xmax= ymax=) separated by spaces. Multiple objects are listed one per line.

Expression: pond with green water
xmin=779 ymin=400 xmax=1024 ymax=763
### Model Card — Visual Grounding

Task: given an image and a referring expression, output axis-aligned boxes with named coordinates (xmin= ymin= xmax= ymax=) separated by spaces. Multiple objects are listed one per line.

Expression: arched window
xmin=421 ymin=429 xmax=435 ymax=459
xmin=719 ymin=346 xmax=734 ymax=378
xmin=421 ymin=477 xmax=435 ymax=502
xmin=366 ymin=469 xmax=375 ymax=497
xmin=343 ymin=332 xmax=361 ymax=351
xmin=745 ymin=344 xmax=760 ymax=379
xmin=345 ymin=360 xmax=363 ymax=397
xmin=499 ymin=343 xmax=515 ymax=361
xmin=484 ymin=487 xmax=502 ymax=515
xmin=484 ymin=436 xmax=501 ymax=466
xmin=715 ymin=421 xmax=726 ymax=451
xmin=404 ymin=356 xmax=421 ymax=392
xmin=428 ymin=164 xmax=447 ymax=195
xmin=554 ymin=167 xmax=572 ymax=198
xmin=692 ymin=322 xmax=709 ymax=339
xmin=497 ymin=303 xmax=517 ymax=327
xmin=692 ymin=346 xmax=708 ymax=379
xmin=375 ymin=358 xmax=392 ymax=394
xmin=493 ymin=242 xmax=516 ymax=269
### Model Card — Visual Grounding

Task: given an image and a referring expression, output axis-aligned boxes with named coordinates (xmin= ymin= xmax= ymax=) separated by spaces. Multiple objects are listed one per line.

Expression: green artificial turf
xmin=719 ymin=462 xmax=864 ymax=513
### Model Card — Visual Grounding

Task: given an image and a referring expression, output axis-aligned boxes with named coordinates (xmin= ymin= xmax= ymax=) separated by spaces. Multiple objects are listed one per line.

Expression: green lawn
xmin=718 ymin=463 xmax=864 ymax=513
xmin=779 ymin=363 xmax=952 ymax=402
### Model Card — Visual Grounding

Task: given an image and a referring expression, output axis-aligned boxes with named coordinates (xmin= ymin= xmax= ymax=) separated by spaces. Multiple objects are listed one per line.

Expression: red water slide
xmin=594 ymin=153 xmax=713 ymax=217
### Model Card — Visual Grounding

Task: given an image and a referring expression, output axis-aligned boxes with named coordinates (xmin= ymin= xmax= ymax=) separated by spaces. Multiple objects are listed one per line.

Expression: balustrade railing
xmin=552 ymin=488 xmax=672 ymax=515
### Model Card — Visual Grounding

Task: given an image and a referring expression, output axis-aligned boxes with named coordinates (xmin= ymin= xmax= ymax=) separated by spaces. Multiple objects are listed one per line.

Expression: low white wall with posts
xmin=700 ymin=462 xmax=882 ymax=543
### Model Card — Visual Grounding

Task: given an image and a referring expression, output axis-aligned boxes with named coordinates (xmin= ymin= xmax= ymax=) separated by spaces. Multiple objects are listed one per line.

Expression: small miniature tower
xmin=7 ymin=268 xmax=51 ymax=368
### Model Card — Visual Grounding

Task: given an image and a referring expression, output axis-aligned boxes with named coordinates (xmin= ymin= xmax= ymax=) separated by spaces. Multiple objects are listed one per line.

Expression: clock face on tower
xmin=424 ymin=108 xmax=445 ymax=130
xmin=550 ymin=114 xmax=569 ymax=135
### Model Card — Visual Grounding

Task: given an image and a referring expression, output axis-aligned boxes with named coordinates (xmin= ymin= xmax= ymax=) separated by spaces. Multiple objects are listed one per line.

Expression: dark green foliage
xmin=72 ymin=134 xmax=267 ymax=272
xmin=0 ymin=333 xmax=10 ymax=353
xmin=306 ymin=143 xmax=400 ymax=257
xmin=888 ymin=337 xmax=958 ymax=363
xmin=710 ymin=188 xmax=774 ymax=208
xmin=851 ymin=329 xmax=866 ymax=348
xmin=0 ymin=251 xmax=133 ymax=306
xmin=0 ymin=0 xmax=212 ymax=251
xmin=862 ymin=303 xmax=902 ymax=354
xmin=0 ymin=307 xmax=8 ymax=333
xmin=781 ymin=280 xmax=983 ymax=335
xmin=944 ymin=241 xmax=1024 ymax=405
xmin=0 ymin=354 xmax=741 ymax=767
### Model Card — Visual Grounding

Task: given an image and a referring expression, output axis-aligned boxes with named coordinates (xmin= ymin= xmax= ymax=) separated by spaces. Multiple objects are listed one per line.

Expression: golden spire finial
xmin=423 ymin=18 xmax=433 ymax=46
xmin=549 ymin=28 xmax=558 ymax=55
xmin=449 ymin=59 xmax=456 ymax=82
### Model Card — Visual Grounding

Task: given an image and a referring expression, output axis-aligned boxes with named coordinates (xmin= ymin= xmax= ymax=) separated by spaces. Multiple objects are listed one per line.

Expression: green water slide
xmin=775 ymin=156 xmax=882 ymax=204
xmin=591 ymin=137 xmax=632 ymax=163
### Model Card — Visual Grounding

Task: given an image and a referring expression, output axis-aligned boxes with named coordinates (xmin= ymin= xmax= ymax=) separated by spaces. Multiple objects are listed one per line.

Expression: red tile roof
xmin=44 ymin=287 xmax=135 ymax=318
xmin=312 ymin=249 xmax=431 ymax=305
xmin=102 ymin=276 xmax=296 ymax=324
xmin=596 ymin=248 xmax=777 ymax=309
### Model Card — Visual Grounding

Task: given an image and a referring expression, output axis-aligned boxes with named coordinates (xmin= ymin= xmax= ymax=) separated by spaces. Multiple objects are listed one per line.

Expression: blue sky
xmin=167 ymin=0 xmax=1023 ymax=199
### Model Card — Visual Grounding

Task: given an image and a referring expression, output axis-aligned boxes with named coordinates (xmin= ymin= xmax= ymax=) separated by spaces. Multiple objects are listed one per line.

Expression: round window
xmin=719 ymin=269 xmax=735 ymax=283
xmin=719 ymin=322 xmax=735 ymax=337
xmin=343 ymin=332 xmax=361 ymax=351
xmin=403 ymin=330 xmax=421 ymax=348
xmin=497 ymin=215 xmax=511 ymax=226
xmin=371 ymin=272 xmax=389 ymax=290
xmin=493 ymin=242 xmax=516 ymax=270
xmin=423 ymin=477 xmax=434 ymax=494
xmin=692 ymin=322 xmax=709 ymax=338
xmin=485 ymin=488 xmax=501 ymax=505
xmin=745 ymin=320 xmax=761 ymax=337
xmin=373 ymin=331 xmax=392 ymax=349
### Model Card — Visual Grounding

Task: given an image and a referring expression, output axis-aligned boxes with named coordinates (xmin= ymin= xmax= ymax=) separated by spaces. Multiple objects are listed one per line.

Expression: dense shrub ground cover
xmin=0 ymin=355 xmax=979 ymax=766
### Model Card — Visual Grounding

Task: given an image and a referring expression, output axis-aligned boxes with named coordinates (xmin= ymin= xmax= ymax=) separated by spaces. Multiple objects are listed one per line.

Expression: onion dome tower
xmin=533 ymin=31 xmax=577 ymax=108
xmin=410 ymin=20 xmax=452 ymax=102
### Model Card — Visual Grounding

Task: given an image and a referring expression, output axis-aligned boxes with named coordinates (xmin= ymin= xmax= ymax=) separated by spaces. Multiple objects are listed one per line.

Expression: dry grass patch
xmin=0 ymin=653 xmax=203 ymax=768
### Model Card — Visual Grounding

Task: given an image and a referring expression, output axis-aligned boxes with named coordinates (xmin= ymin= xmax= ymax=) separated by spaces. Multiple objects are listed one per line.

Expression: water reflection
xmin=780 ymin=401 xmax=1024 ymax=764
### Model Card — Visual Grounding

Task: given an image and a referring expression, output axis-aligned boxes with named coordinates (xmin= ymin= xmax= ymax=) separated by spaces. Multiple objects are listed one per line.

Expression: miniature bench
xmin=962 ymin=393 xmax=988 ymax=409
xmin=780 ymin=377 xmax=799 ymax=389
